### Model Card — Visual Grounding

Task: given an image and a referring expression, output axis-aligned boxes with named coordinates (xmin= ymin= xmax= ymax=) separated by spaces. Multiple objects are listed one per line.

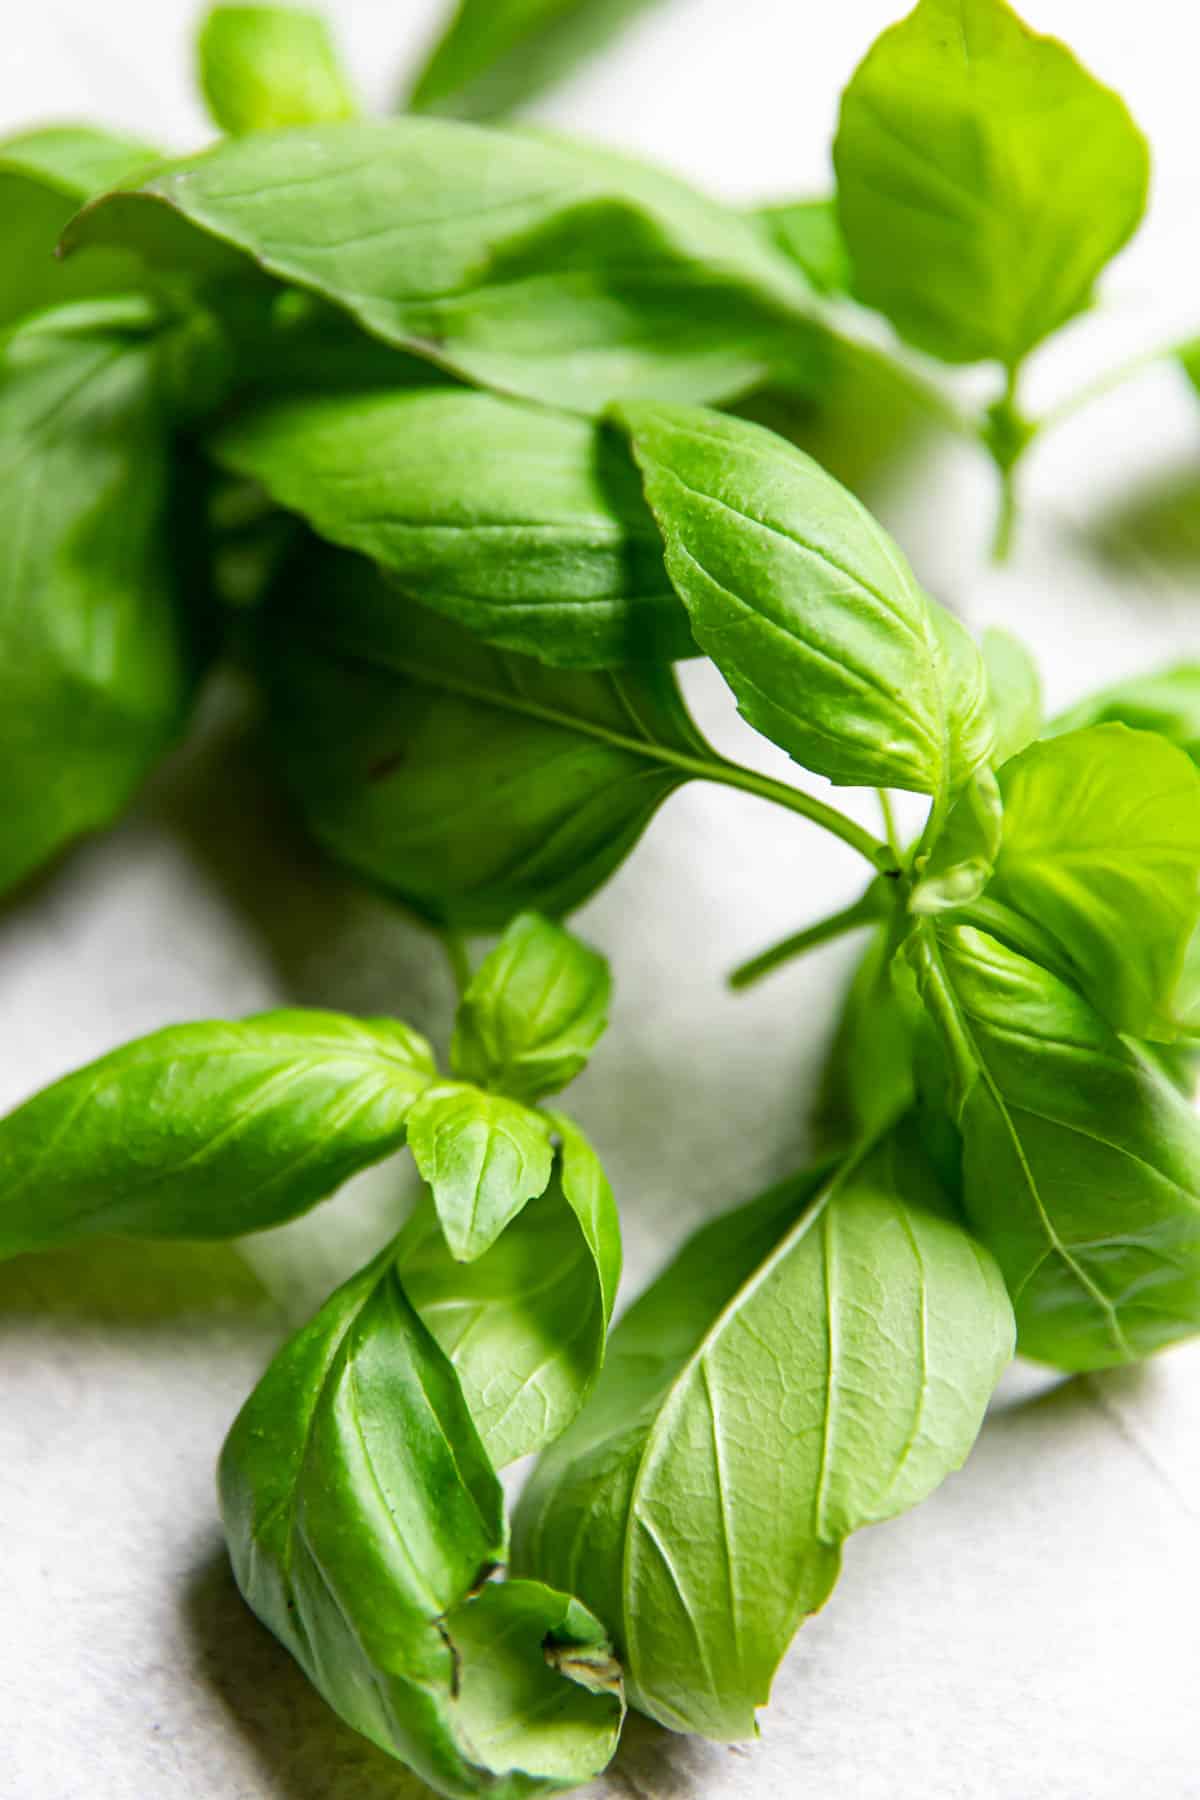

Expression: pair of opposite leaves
xmin=825 ymin=651 xmax=1200 ymax=1375
xmin=0 ymin=905 xmax=1015 ymax=1777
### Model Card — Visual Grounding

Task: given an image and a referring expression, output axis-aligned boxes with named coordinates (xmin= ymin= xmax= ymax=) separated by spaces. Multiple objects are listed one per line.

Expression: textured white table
xmin=3 ymin=4 xmax=1200 ymax=1796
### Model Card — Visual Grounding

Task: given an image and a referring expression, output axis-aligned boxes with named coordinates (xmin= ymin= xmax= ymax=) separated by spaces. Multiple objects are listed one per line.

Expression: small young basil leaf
xmin=617 ymin=401 xmax=994 ymax=793
xmin=407 ymin=0 xmax=666 ymax=120
xmin=1048 ymin=661 xmax=1200 ymax=760
xmin=257 ymin=544 xmax=708 ymax=928
xmin=210 ymin=385 xmax=689 ymax=667
xmin=756 ymin=197 xmax=854 ymax=297
xmin=910 ymin=924 xmax=1200 ymax=1370
xmin=219 ymin=1249 xmax=623 ymax=1796
xmin=407 ymin=1083 xmax=556 ymax=1262
xmin=910 ymin=768 xmax=1003 ymax=915
xmin=982 ymin=626 xmax=1042 ymax=766
xmin=0 ymin=126 xmax=156 ymax=328
xmin=196 ymin=5 xmax=358 ymax=135
xmin=833 ymin=0 xmax=1150 ymax=367
xmin=987 ymin=725 xmax=1200 ymax=1039
xmin=0 ymin=305 xmax=198 ymax=896
xmin=515 ymin=1126 xmax=1012 ymax=1739
xmin=63 ymin=120 xmax=819 ymax=414
xmin=399 ymin=1118 xmax=620 ymax=1466
xmin=814 ymin=926 xmax=916 ymax=1151
xmin=452 ymin=915 xmax=611 ymax=1103
xmin=0 ymin=1013 xmax=436 ymax=1260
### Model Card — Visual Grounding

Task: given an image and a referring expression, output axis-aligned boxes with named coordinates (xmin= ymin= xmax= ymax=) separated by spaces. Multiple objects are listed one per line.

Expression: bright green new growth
xmin=834 ymin=0 xmax=1150 ymax=369
xmin=197 ymin=5 xmax=359 ymax=135
xmin=452 ymin=913 xmax=612 ymax=1102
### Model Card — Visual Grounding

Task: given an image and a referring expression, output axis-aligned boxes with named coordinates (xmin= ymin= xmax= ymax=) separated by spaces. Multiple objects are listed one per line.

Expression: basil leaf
xmin=219 ymin=1248 xmax=623 ymax=1794
xmin=0 ymin=1012 xmax=435 ymax=1259
xmin=515 ymin=1127 xmax=1012 ymax=1738
xmin=407 ymin=0 xmax=665 ymax=120
xmin=910 ymin=768 xmax=1003 ymax=915
xmin=400 ymin=1117 xmax=620 ymax=1465
xmin=618 ymin=400 xmax=994 ymax=792
xmin=407 ymin=1082 xmax=556 ymax=1262
xmin=833 ymin=0 xmax=1150 ymax=367
xmin=197 ymin=5 xmax=358 ymax=135
xmin=1048 ymin=661 xmax=1200 ymax=760
xmin=211 ymin=385 xmax=688 ymax=666
xmin=0 ymin=305 xmax=197 ymax=895
xmin=912 ymin=924 xmax=1200 ymax=1370
xmin=257 ymin=544 xmax=707 ymax=928
xmin=452 ymin=914 xmax=611 ymax=1103
xmin=0 ymin=126 xmax=155 ymax=328
xmin=814 ymin=926 xmax=916 ymax=1151
xmin=987 ymin=726 xmax=1200 ymax=1039
xmin=64 ymin=120 xmax=818 ymax=413
xmin=982 ymin=625 xmax=1042 ymax=766
xmin=756 ymin=197 xmax=853 ymax=296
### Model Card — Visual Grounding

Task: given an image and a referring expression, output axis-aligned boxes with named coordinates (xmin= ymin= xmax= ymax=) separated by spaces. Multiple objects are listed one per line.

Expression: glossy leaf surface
xmin=400 ymin=1116 xmax=621 ymax=1465
xmin=407 ymin=1082 xmax=556 ymax=1262
xmin=220 ymin=1249 xmax=623 ymax=1797
xmin=515 ymin=1130 xmax=1012 ymax=1738
xmin=834 ymin=0 xmax=1149 ymax=365
xmin=212 ymin=385 xmax=688 ymax=666
xmin=452 ymin=913 xmax=611 ymax=1102
xmin=258 ymin=545 xmax=708 ymax=927
xmin=0 ymin=1012 xmax=435 ymax=1258
xmin=65 ymin=120 xmax=818 ymax=413
xmin=988 ymin=725 xmax=1200 ymax=1039
xmin=912 ymin=924 xmax=1200 ymax=1369
xmin=981 ymin=626 xmax=1042 ymax=767
xmin=619 ymin=400 xmax=993 ymax=792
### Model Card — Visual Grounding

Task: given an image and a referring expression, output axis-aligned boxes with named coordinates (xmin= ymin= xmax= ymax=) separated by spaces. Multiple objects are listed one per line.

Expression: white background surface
xmin=2 ymin=3 xmax=1200 ymax=1796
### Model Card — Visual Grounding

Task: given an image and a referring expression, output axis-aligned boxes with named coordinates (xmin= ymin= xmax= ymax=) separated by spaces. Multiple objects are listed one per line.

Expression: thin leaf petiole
xmin=729 ymin=881 xmax=890 ymax=989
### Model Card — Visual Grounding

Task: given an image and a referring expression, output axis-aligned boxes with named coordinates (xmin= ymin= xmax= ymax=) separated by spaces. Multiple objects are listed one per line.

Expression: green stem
xmin=985 ymin=364 xmax=1028 ymax=565
xmin=991 ymin=462 xmax=1017 ymax=563
xmin=1035 ymin=335 xmax=1199 ymax=434
xmin=729 ymin=884 xmax=888 ymax=990
xmin=440 ymin=929 xmax=472 ymax=1000
xmin=706 ymin=756 xmax=896 ymax=874
xmin=878 ymin=789 xmax=902 ymax=861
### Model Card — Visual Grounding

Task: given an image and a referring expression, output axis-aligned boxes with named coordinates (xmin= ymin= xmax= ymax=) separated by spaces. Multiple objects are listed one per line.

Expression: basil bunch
xmin=3 ymin=1 xmax=1199 ymax=1794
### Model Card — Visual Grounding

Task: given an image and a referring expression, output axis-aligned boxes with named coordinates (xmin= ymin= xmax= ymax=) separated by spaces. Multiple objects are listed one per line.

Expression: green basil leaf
xmin=257 ymin=544 xmax=708 ymax=928
xmin=219 ymin=1248 xmax=623 ymax=1795
xmin=515 ymin=1126 xmax=1012 ymax=1739
xmin=1048 ymin=661 xmax=1200 ymax=760
xmin=399 ymin=1117 xmax=620 ymax=1465
xmin=0 ymin=126 xmax=155 ymax=328
xmin=407 ymin=0 xmax=665 ymax=120
xmin=197 ymin=5 xmax=358 ymax=135
xmin=452 ymin=914 xmax=611 ymax=1102
xmin=0 ymin=1012 xmax=435 ymax=1259
xmin=407 ymin=1083 xmax=556 ymax=1262
xmin=617 ymin=400 xmax=994 ymax=792
xmin=814 ymin=926 xmax=916 ymax=1151
xmin=911 ymin=924 xmax=1200 ymax=1369
xmin=756 ymin=197 xmax=853 ymax=296
xmin=64 ymin=120 xmax=818 ymax=414
xmin=910 ymin=768 xmax=1002 ymax=915
xmin=211 ymin=385 xmax=688 ymax=667
xmin=987 ymin=725 xmax=1200 ymax=1039
xmin=0 ymin=305 xmax=198 ymax=895
xmin=981 ymin=625 xmax=1042 ymax=766
xmin=833 ymin=0 xmax=1150 ymax=367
